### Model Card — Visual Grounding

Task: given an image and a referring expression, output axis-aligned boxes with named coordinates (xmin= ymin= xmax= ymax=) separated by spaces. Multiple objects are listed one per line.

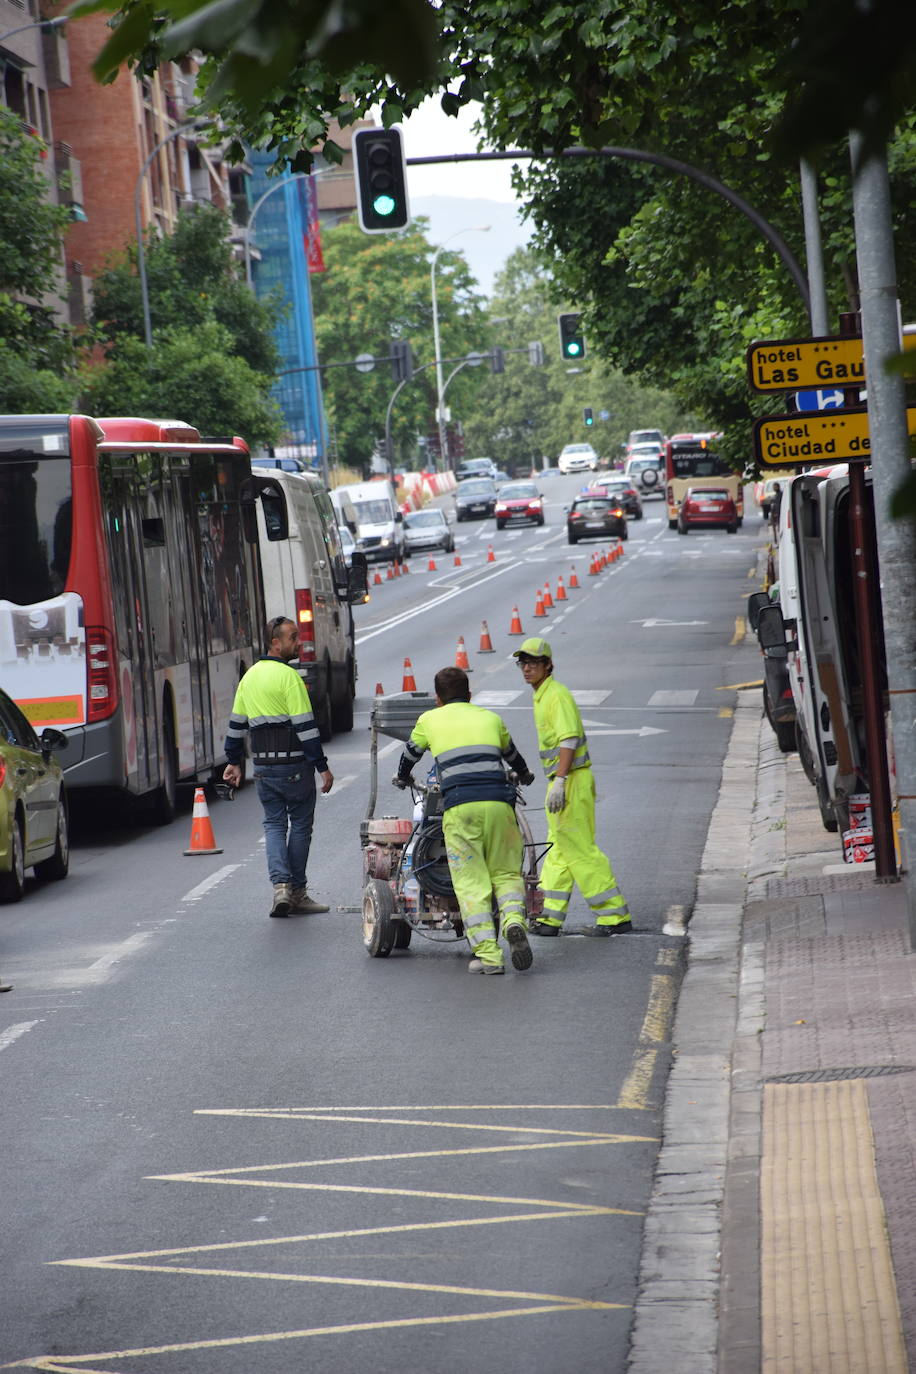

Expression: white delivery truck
xmin=256 ymin=470 xmax=369 ymax=740
xmin=333 ymin=479 xmax=406 ymax=563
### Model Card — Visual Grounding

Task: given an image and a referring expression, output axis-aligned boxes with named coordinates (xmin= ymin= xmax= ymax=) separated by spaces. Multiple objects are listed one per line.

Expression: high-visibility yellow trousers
xmin=538 ymin=768 xmax=629 ymax=927
xmin=443 ymin=799 xmax=526 ymax=967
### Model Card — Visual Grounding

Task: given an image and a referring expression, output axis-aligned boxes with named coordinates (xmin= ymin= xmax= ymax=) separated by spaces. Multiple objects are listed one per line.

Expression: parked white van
xmin=333 ymin=479 xmax=405 ymax=563
xmin=256 ymin=470 xmax=368 ymax=739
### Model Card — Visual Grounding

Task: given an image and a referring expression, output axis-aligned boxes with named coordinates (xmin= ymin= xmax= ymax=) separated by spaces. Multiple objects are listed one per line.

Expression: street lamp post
xmin=0 ymin=14 xmax=67 ymax=44
xmin=134 ymin=119 xmax=213 ymax=348
xmin=430 ymin=225 xmax=489 ymax=469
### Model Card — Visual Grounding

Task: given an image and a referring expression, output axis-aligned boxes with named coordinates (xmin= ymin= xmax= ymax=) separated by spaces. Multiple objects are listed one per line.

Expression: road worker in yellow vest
xmin=513 ymin=637 xmax=632 ymax=937
xmin=393 ymin=666 xmax=536 ymax=975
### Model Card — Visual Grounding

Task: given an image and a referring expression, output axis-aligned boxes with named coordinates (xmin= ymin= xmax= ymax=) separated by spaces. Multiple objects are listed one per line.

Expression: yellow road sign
xmin=747 ymin=335 xmax=865 ymax=392
xmin=753 ymin=405 xmax=916 ymax=467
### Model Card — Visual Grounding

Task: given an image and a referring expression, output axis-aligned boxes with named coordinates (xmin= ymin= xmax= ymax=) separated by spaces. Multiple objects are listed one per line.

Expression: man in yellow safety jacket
xmin=513 ymin=637 xmax=632 ymax=937
xmin=393 ymin=666 xmax=535 ymax=975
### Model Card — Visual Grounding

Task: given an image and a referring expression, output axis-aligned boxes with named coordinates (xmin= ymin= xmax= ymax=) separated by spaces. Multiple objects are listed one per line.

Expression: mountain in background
xmin=411 ymin=196 xmax=533 ymax=297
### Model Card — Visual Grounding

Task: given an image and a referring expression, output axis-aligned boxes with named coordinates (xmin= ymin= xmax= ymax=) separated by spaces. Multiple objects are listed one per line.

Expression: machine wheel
xmin=331 ymin=660 xmax=355 ymax=734
xmin=362 ymin=879 xmax=397 ymax=957
xmin=150 ymin=711 xmax=178 ymax=825
xmin=0 ymin=816 xmax=25 ymax=903
xmin=393 ymin=921 xmax=413 ymax=949
xmin=34 ymin=793 xmax=69 ymax=881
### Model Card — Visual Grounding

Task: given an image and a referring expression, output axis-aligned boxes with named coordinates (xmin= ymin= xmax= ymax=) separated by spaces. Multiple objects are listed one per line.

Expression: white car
xmin=558 ymin=443 xmax=598 ymax=474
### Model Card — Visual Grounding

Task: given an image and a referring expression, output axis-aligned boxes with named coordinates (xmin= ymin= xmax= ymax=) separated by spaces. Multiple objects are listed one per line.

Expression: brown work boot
xmin=270 ymin=883 xmax=292 ymax=918
xmin=290 ymin=887 xmax=329 ymax=914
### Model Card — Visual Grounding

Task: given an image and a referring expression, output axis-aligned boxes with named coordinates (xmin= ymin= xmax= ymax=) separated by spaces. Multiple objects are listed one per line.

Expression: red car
xmin=494 ymin=481 xmax=545 ymax=529
xmin=677 ymin=487 xmax=739 ymax=534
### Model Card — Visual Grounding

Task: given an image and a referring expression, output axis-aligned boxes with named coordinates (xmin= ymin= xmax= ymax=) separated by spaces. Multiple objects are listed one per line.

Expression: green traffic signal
xmin=558 ymin=311 xmax=586 ymax=360
xmin=354 ymin=128 xmax=410 ymax=233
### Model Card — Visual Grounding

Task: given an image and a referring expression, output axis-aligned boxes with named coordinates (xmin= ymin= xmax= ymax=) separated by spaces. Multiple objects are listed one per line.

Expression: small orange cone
xmin=373 ymin=568 xmax=383 ymax=585
xmin=427 ymin=555 xmax=437 ymax=571
xmin=589 ymin=555 xmax=599 ymax=576
xmin=534 ymin=590 xmax=547 ymax=617
xmin=478 ymin=621 xmax=495 ymax=653
xmin=508 ymin=605 xmax=524 ymax=635
xmin=617 ymin=538 xmax=625 ymax=558
xmin=556 ymin=576 xmax=567 ymax=601
xmin=569 ymin=565 xmax=580 ymax=589
xmin=543 ymin=581 xmax=554 ymax=609
xmin=393 ymin=560 xmax=401 ymax=578
xmin=386 ymin=564 xmax=394 ymax=580
xmin=184 ymin=787 xmax=223 ymax=856
xmin=375 ymin=682 xmax=385 ymax=695
xmin=401 ymin=560 xmax=410 ymax=575
xmin=402 ymin=658 xmax=417 ymax=692
xmin=487 ymin=545 xmax=496 ymax=563
xmin=453 ymin=551 xmax=462 ymax=567
xmin=455 ymin=636 xmax=470 ymax=670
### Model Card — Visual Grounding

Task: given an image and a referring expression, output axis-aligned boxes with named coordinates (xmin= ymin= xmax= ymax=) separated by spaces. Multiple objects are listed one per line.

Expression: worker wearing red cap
xmin=513 ymin=637 xmax=631 ymax=936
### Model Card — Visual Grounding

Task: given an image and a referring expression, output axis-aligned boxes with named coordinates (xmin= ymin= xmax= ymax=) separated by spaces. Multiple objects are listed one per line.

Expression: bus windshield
xmin=0 ymin=448 xmax=73 ymax=604
xmin=665 ymin=434 xmax=743 ymax=527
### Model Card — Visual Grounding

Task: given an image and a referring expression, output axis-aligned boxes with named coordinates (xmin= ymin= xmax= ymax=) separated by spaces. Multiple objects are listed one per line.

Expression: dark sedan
xmin=494 ymin=481 xmax=545 ymax=529
xmin=567 ymin=494 xmax=628 ymax=544
xmin=455 ymin=478 xmax=498 ymax=521
xmin=586 ymin=476 xmax=643 ymax=519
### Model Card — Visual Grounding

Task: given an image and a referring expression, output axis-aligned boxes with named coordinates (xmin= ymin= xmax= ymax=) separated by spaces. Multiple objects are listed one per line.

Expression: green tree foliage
xmin=311 ymin=218 xmax=489 ymax=467
xmin=0 ymin=107 xmax=77 ymax=411
xmin=85 ymin=203 xmax=281 ymax=443
xmin=462 ymin=248 xmax=700 ymax=473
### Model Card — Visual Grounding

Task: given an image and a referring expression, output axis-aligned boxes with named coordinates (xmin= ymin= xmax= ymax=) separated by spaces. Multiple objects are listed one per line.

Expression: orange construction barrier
xmin=543 ymin=581 xmax=554 ymax=609
xmin=402 ymin=658 xmax=417 ymax=691
xmin=427 ymin=555 xmax=437 ymax=571
xmin=487 ymin=545 xmax=496 ymax=563
xmin=534 ymin=590 xmax=547 ymax=617
xmin=455 ymin=636 xmax=470 ymax=670
xmin=569 ymin=565 xmax=580 ymax=589
xmin=184 ymin=787 xmax=223 ymax=856
xmin=508 ymin=605 xmax=524 ymax=635
xmin=454 ymin=552 xmax=462 ymax=567
xmin=556 ymin=576 xmax=567 ymax=601
xmin=478 ymin=621 xmax=495 ymax=653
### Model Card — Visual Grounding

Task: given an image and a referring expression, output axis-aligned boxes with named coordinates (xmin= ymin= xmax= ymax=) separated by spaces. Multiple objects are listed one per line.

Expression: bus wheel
xmin=151 ymin=714 xmax=178 ymax=825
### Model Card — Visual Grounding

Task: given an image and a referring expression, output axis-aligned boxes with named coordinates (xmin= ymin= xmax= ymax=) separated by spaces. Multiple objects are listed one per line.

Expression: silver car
xmin=404 ymin=507 xmax=455 ymax=553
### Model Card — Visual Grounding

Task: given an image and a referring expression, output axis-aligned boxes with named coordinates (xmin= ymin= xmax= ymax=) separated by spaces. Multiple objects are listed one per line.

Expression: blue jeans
xmin=254 ymin=767 xmax=317 ymax=888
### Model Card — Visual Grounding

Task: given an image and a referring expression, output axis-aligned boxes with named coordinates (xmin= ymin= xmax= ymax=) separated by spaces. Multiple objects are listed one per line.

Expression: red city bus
xmin=0 ymin=414 xmax=287 ymax=819
xmin=664 ymin=432 xmax=743 ymax=529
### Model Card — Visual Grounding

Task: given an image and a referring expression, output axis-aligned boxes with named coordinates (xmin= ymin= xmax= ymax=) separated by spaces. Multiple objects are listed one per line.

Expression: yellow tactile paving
xmin=761 ymin=1080 xmax=907 ymax=1372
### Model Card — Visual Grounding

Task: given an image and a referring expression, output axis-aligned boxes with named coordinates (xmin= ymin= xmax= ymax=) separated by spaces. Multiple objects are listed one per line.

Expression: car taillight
xmin=569 ymin=512 xmax=583 ymax=521
xmin=611 ymin=506 xmax=625 ymax=516
xmin=86 ymin=626 xmax=118 ymax=722
xmin=295 ymin=589 xmax=315 ymax=663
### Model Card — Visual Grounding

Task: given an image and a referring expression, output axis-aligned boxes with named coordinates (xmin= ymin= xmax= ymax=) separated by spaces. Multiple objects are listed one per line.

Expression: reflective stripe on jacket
xmin=532 ymin=676 xmax=591 ymax=778
xmin=224 ymin=656 xmax=328 ymax=771
xmin=398 ymin=700 xmax=529 ymax=811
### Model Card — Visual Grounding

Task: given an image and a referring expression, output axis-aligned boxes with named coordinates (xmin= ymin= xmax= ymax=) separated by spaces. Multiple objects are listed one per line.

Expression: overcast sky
xmin=399 ymin=98 xmax=525 ymax=206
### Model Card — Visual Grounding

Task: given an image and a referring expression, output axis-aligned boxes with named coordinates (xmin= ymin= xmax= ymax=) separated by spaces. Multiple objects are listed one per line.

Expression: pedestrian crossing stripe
xmin=473 ymin=690 xmax=523 ymax=706
xmin=571 ymin=690 xmax=611 ymax=706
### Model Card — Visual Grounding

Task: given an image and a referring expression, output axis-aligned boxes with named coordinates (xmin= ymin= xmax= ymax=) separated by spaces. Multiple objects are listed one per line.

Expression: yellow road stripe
xmin=715 ymin=680 xmax=763 ymax=691
xmin=195 ymin=1110 xmax=631 ymax=1138
xmin=615 ymin=1048 xmax=658 ymax=1112
xmin=615 ymin=973 xmax=677 ymax=1110
xmin=730 ymin=616 xmax=746 ymax=645
xmin=197 ymin=1103 xmax=637 ymax=1112
xmin=718 ymin=706 xmax=734 ymax=718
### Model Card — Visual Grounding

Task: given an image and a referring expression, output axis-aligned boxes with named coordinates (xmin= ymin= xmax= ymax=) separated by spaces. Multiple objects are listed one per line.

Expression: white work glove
xmin=546 ymin=776 xmax=567 ymax=813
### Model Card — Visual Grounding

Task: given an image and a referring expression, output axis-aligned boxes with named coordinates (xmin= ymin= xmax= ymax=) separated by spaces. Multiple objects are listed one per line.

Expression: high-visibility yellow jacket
xmin=532 ymin=676 xmax=591 ymax=778
xmin=397 ymin=700 xmax=529 ymax=811
xmin=224 ymin=656 xmax=327 ymax=771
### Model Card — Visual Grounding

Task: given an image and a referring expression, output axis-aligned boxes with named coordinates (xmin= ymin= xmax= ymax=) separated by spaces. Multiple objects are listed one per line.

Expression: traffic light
xmin=583 ymin=407 xmax=594 ymax=426
xmin=390 ymin=339 xmax=413 ymax=383
xmin=528 ymin=340 xmax=545 ymax=366
xmin=489 ymin=347 xmax=505 ymax=375
xmin=558 ymin=312 xmax=586 ymax=360
xmin=353 ymin=127 xmax=410 ymax=233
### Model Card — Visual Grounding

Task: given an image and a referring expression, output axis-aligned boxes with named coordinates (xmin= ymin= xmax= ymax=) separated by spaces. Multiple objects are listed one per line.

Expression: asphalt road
xmin=0 ymin=476 xmax=763 ymax=1373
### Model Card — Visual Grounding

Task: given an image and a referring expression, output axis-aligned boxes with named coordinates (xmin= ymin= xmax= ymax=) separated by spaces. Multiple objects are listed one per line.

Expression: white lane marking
xmin=87 ymin=931 xmax=156 ymax=971
xmin=473 ymin=690 xmax=523 ymax=707
xmin=571 ymin=690 xmax=610 ymax=706
xmin=587 ymin=726 xmax=666 ymax=737
xmin=663 ymin=904 xmax=688 ymax=937
xmin=0 ymin=1020 xmax=41 ymax=1053
xmin=648 ymin=690 xmax=699 ymax=706
xmin=356 ymin=562 xmax=523 ymax=644
xmin=328 ymin=775 xmax=357 ymax=794
xmin=180 ymin=866 xmax=242 ymax=905
xmin=378 ymin=740 xmax=401 ymax=758
xmin=630 ymin=618 xmax=709 ymax=628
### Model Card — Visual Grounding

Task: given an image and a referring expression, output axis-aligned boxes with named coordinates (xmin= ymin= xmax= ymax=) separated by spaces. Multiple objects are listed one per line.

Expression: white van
xmin=333 ymin=479 xmax=405 ymax=563
xmin=256 ymin=470 xmax=368 ymax=739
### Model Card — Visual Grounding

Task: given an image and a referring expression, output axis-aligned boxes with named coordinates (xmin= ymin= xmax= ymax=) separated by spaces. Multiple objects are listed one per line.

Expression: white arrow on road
xmin=587 ymin=725 xmax=666 ymax=737
xmin=630 ymin=618 xmax=709 ymax=627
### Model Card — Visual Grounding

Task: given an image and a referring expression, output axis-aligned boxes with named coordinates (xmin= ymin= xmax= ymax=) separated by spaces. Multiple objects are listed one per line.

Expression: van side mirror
xmin=40 ymin=727 xmax=68 ymax=757
xmin=756 ymin=603 xmax=795 ymax=658
xmin=347 ymin=552 xmax=370 ymax=604
xmin=395 ymin=510 xmax=403 ymax=523
xmin=747 ymin=591 xmax=770 ymax=632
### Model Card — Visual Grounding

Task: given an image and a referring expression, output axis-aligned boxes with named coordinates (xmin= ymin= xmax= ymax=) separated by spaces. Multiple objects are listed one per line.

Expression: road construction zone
xmin=753 ymin=404 xmax=916 ymax=467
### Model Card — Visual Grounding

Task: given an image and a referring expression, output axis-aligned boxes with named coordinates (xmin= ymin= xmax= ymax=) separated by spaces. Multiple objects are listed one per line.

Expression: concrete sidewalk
xmin=630 ymin=694 xmax=916 ymax=1373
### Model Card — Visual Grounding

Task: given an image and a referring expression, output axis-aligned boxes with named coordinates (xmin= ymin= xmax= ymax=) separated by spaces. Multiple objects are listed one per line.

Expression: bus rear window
xmin=0 ymin=453 xmax=73 ymax=603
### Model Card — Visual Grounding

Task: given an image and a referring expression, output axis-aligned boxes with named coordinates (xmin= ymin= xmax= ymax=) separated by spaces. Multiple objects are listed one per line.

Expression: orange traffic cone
xmin=386 ymin=564 xmax=394 ymax=580
xmin=402 ymin=658 xmax=417 ymax=691
xmin=534 ymin=590 xmax=547 ymax=617
xmin=455 ymin=636 xmax=471 ymax=670
xmin=543 ymin=581 xmax=554 ymax=609
xmin=589 ymin=555 xmax=599 ymax=576
xmin=393 ymin=560 xmax=401 ymax=577
xmin=184 ymin=787 xmax=223 ymax=856
xmin=487 ymin=545 xmax=496 ymax=563
xmin=617 ymin=539 xmax=625 ymax=558
xmin=453 ymin=552 xmax=462 ymax=567
xmin=375 ymin=682 xmax=385 ymax=695
xmin=373 ymin=568 xmax=383 ymax=586
xmin=569 ymin=565 xmax=580 ymax=589
xmin=478 ymin=621 xmax=495 ymax=653
xmin=427 ymin=555 xmax=437 ymax=572
xmin=556 ymin=576 xmax=567 ymax=601
xmin=401 ymin=560 xmax=410 ymax=575
xmin=508 ymin=605 xmax=525 ymax=635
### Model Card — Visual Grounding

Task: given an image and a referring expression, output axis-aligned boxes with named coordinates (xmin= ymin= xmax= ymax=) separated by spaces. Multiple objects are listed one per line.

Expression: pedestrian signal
xmin=354 ymin=127 xmax=410 ymax=233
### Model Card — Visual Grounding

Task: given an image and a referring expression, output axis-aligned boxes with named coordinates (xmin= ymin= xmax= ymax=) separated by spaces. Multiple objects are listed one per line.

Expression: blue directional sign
xmin=795 ymin=387 xmax=845 ymax=412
